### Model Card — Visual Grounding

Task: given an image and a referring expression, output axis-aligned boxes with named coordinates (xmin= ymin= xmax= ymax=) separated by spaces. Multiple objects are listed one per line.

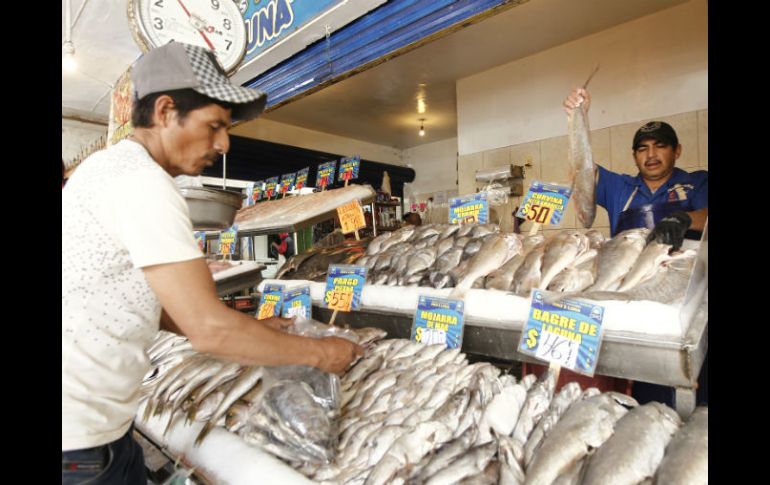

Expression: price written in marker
xmin=516 ymin=181 xmax=572 ymax=226
xmin=518 ymin=289 xmax=604 ymax=376
xmin=324 ymin=265 xmax=367 ymax=312
xmin=337 ymin=200 xmax=366 ymax=234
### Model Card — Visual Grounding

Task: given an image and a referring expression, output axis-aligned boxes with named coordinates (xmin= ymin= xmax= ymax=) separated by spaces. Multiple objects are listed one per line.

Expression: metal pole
xmin=222 ymin=153 xmax=227 ymax=189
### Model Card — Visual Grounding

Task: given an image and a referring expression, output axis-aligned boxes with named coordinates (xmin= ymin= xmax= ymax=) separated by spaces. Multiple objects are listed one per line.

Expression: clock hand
xmin=175 ymin=0 xmax=216 ymax=51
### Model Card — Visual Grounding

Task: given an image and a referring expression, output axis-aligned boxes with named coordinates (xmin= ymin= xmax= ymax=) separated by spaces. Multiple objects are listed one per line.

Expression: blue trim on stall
xmin=243 ymin=0 xmax=516 ymax=109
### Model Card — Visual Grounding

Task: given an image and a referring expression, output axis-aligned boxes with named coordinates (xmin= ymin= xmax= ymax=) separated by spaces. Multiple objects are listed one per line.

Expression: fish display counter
xmin=233 ymin=184 xmax=376 ymax=236
xmin=135 ymin=328 xmax=707 ymax=484
xmin=262 ymin=223 xmax=708 ymax=415
xmin=211 ymin=260 xmax=266 ymax=297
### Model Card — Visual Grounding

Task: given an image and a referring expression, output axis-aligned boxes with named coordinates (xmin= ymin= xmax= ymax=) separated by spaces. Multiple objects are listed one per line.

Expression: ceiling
xmin=62 ymin=0 xmax=687 ymax=145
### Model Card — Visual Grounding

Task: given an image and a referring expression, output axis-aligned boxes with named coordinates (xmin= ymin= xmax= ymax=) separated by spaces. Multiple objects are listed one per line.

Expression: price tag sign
xmin=217 ymin=225 xmax=238 ymax=256
xmin=337 ymin=200 xmax=367 ymax=234
xmin=281 ymin=285 xmax=312 ymax=319
xmin=295 ymin=167 xmax=310 ymax=189
xmin=251 ymin=180 xmax=264 ymax=203
xmin=257 ymin=284 xmax=284 ymax=320
xmin=411 ymin=296 xmax=465 ymax=349
xmin=324 ymin=265 xmax=367 ymax=312
xmin=516 ymin=181 xmax=572 ymax=225
xmin=518 ymin=290 xmax=605 ymax=376
xmin=194 ymin=231 xmax=206 ymax=253
xmin=338 ymin=155 xmax=361 ymax=182
xmin=449 ymin=192 xmax=489 ymax=224
xmin=264 ymin=176 xmax=279 ymax=199
xmin=317 ymin=161 xmax=337 ymax=188
xmin=280 ymin=172 xmax=296 ymax=194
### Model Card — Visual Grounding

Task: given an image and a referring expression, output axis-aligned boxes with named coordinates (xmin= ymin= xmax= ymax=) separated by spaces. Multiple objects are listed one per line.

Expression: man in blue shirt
xmin=564 ymin=87 xmax=708 ymax=247
xmin=563 ymin=87 xmax=708 ymax=407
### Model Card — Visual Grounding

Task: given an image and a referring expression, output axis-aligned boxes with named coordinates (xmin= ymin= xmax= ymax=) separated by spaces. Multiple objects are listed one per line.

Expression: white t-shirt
xmin=62 ymin=140 xmax=203 ymax=450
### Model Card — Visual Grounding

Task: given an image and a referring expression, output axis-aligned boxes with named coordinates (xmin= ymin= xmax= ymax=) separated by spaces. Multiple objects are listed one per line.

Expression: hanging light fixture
xmin=418 ymin=118 xmax=426 ymax=137
xmin=62 ymin=0 xmax=77 ymax=72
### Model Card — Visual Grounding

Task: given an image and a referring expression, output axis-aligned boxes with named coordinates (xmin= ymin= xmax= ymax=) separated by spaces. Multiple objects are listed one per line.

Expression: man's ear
xmin=674 ymin=143 xmax=683 ymax=160
xmin=153 ymin=95 xmax=176 ymax=128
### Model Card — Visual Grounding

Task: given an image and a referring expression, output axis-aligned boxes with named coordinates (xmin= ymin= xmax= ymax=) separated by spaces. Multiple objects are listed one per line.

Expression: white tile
xmin=458 ymin=152 xmax=483 ymax=196
xmin=483 ymin=147 xmax=511 ymax=168
xmin=540 ymin=135 xmax=570 ymax=185
xmin=511 ymin=141 xmax=541 ymax=180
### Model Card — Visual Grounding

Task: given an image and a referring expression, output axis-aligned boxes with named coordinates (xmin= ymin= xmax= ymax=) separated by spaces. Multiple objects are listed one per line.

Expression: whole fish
xmin=654 ymin=406 xmax=708 ymax=484
xmin=588 ymin=228 xmax=649 ymax=291
xmin=617 ymin=240 xmax=672 ymax=291
xmin=582 ymin=402 xmax=681 ymax=485
xmin=498 ymin=435 xmax=526 ymax=485
xmin=568 ymin=102 xmax=597 ymax=228
xmin=485 ymin=234 xmax=543 ymax=290
xmin=366 ymin=233 xmax=392 ymax=255
xmin=524 ymin=382 xmax=583 ymax=467
xmin=423 ymin=442 xmax=498 ymax=485
xmin=511 ymin=369 xmax=556 ymax=448
xmin=195 ymin=366 xmax=263 ymax=445
xmin=451 ymin=234 xmax=522 ymax=296
xmin=539 ymin=230 xmax=590 ymax=289
xmin=524 ymin=392 xmax=634 ymax=485
xmin=584 ymin=229 xmax=606 ymax=249
xmin=476 ymin=381 xmax=528 ymax=445
xmin=512 ymin=242 xmax=546 ymax=296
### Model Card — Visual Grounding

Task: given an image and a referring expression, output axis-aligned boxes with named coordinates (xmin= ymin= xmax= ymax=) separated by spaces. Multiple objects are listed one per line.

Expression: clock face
xmin=129 ymin=0 xmax=247 ymax=74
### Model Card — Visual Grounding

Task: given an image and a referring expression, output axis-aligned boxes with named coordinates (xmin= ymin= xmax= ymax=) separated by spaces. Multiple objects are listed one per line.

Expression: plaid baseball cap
xmin=632 ymin=121 xmax=679 ymax=150
xmin=132 ymin=41 xmax=267 ymax=122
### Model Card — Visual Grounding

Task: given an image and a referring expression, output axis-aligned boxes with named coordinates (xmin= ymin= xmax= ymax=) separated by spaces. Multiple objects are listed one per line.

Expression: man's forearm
xmin=160 ymin=309 xmax=185 ymax=335
xmin=688 ymin=208 xmax=708 ymax=231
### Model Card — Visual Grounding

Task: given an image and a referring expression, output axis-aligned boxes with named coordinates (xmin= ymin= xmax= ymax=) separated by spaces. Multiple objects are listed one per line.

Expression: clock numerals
xmin=153 ymin=17 xmax=164 ymax=30
xmin=211 ymin=0 xmax=220 ymax=10
xmin=154 ymin=0 xmax=163 ymax=7
xmin=225 ymin=39 xmax=232 ymax=50
xmin=223 ymin=18 xmax=231 ymax=31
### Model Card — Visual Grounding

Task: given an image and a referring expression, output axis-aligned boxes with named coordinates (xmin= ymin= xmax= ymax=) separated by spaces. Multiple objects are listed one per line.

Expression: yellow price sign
xmin=327 ymin=289 xmax=353 ymax=312
xmin=257 ymin=302 xmax=276 ymax=320
xmin=336 ymin=200 xmax=366 ymax=234
xmin=524 ymin=204 xmax=553 ymax=224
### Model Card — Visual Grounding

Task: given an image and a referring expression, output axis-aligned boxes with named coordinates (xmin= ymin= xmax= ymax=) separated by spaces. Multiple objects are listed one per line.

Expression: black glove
xmin=648 ymin=211 xmax=692 ymax=250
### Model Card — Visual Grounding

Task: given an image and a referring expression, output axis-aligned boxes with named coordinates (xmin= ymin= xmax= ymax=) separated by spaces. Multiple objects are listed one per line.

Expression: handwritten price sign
xmin=324 ymin=265 xmax=367 ymax=312
xmin=518 ymin=290 xmax=604 ymax=376
xmin=327 ymin=288 xmax=353 ymax=311
xmin=337 ymin=200 xmax=366 ymax=234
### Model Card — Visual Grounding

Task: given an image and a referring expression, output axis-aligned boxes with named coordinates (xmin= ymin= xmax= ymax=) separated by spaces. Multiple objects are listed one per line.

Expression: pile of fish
xmin=356 ymin=223 xmax=522 ymax=291
xmin=139 ymin=332 xmax=707 ymax=484
xmin=353 ymin=224 xmax=697 ymax=304
xmin=302 ymin=339 xmax=708 ymax=485
xmin=138 ymin=320 xmax=387 ymax=465
xmin=276 ymin=239 xmax=368 ymax=281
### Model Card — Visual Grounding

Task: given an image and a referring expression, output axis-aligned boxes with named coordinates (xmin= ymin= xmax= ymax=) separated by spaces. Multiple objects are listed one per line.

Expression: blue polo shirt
xmin=596 ymin=165 xmax=708 ymax=236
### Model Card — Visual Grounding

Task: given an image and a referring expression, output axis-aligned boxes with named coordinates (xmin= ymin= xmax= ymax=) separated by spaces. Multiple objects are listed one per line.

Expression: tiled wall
xmin=457 ymin=109 xmax=708 ymax=236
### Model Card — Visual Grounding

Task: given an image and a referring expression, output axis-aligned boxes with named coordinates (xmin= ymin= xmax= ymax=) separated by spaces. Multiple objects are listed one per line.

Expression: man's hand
xmin=563 ymin=87 xmax=591 ymax=115
xmin=260 ymin=316 xmax=294 ymax=331
xmin=316 ymin=337 xmax=364 ymax=375
xmin=648 ymin=211 xmax=692 ymax=250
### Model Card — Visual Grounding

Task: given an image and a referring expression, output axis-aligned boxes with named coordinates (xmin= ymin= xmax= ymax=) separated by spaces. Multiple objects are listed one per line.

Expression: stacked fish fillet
xmin=357 ymin=223 xmax=697 ymax=304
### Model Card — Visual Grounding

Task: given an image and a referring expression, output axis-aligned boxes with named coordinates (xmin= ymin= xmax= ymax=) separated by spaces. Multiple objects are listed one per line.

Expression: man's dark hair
xmin=131 ymin=89 xmax=237 ymax=128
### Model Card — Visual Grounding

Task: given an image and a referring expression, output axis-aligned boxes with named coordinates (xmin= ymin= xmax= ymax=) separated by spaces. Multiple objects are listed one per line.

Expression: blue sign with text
xmin=518 ymin=290 xmax=605 ymax=376
xmin=411 ymin=296 xmax=465 ymax=349
xmin=243 ymin=0 xmax=342 ymax=62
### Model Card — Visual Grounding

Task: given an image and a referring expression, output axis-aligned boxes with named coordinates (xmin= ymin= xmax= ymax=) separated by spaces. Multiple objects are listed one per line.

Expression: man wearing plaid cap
xmin=62 ymin=42 xmax=362 ymax=484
